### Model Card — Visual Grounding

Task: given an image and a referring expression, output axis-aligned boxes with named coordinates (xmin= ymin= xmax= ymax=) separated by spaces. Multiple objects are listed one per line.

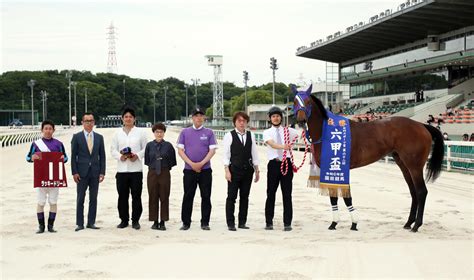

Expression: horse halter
xmin=294 ymin=91 xmax=324 ymax=145
xmin=294 ymin=92 xmax=312 ymax=120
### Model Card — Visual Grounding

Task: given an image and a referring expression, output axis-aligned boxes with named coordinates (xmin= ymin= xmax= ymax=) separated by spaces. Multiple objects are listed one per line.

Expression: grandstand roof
xmin=296 ymin=0 xmax=474 ymax=63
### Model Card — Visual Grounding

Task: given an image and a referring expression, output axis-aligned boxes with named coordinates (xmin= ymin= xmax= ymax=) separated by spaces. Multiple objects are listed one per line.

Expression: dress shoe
xmin=283 ymin=225 xmax=292 ymax=232
xmin=228 ymin=225 xmax=237 ymax=231
xmin=265 ymin=224 xmax=273 ymax=230
xmin=238 ymin=224 xmax=250 ymax=229
xmin=158 ymin=221 xmax=166 ymax=231
xmin=328 ymin=221 xmax=337 ymax=230
xmin=132 ymin=222 xmax=141 ymax=230
xmin=151 ymin=221 xmax=159 ymax=230
xmin=75 ymin=225 xmax=85 ymax=232
xmin=180 ymin=224 xmax=190 ymax=231
xmin=117 ymin=221 xmax=129 ymax=229
xmin=201 ymin=225 xmax=210 ymax=231
xmin=86 ymin=224 xmax=100 ymax=229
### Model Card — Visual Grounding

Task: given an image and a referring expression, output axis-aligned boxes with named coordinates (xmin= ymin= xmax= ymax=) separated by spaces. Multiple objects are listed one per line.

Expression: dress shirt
xmin=263 ymin=126 xmax=299 ymax=161
xmin=222 ymin=129 xmax=260 ymax=167
xmin=110 ymin=126 xmax=148 ymax=172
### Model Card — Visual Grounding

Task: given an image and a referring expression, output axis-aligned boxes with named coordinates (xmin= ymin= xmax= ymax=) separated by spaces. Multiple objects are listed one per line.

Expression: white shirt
xmin=110 ymin=126 xmax=148 ymax=172
xmin=222 ymin=129 xmax=260 ymax=167
xmin=83 ymin=130 xmax=94 ymax=143
xmin=263 ymin=126 xmax=299 ymax=160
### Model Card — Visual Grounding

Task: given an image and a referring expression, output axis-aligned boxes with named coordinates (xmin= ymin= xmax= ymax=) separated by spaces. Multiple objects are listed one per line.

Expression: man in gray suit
xmin=71 ymin=113 xmax=106 ymax=231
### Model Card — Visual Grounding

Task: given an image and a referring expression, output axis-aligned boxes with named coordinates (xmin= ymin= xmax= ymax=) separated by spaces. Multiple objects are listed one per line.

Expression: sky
xmin=1 ymin=0 xmax=399 ymax=87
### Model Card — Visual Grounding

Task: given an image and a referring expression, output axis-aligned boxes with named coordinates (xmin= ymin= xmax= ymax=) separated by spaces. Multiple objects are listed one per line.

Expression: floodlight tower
xmin=205 ymin=55 xmax=224 ymax=121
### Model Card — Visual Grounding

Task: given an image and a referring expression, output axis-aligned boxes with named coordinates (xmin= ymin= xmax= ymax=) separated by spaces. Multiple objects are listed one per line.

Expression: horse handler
xmin=263 ymin=106 xmax=299 ymax=231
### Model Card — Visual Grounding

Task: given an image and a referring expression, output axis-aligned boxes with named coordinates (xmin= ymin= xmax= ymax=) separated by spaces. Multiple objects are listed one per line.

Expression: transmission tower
xmin=106 ymin=22 xmax=118 ymax=73
xmin=205 ymin=55 xmax=224 ymax=121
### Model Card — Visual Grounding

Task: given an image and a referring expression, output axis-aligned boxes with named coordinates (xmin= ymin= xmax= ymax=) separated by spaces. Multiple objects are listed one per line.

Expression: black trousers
xmin=181 ymin=168 xmax=212 ymax=226
xmin=265 ymin=159 xmax=293 ymax=226
xmin=226 ymin=166 xmax=254 ymax=227
xmin=76 ymin=173 xmax=99 ymax=226
xmin=116 ymin=172 xmax=143 ymax=223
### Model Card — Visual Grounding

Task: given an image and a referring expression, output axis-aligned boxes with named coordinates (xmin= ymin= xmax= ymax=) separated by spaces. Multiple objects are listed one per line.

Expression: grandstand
xmin=296 ymin=0 xmax=474 ymax=133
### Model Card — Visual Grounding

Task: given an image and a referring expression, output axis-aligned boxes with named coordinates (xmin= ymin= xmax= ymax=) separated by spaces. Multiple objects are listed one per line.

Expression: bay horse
xmin=293 ymin=86 xmax=444 ymax=232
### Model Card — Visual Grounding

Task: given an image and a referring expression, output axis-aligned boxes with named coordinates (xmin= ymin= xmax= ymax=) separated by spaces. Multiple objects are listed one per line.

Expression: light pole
xmin=40 ymin=90 xmax=47 ymax=121
xmin=27 ymin=79 xmax=36 ymax=126
xmin=243 ymin=71 xmax=249 ymax=113
xmin=164 ymin=86 xmax=168 ymax=122
xmin=270 ymin=57 xmax=278 ymax=105
xmin=84 ymin=88 xmax=88 ymax=112
xmin=151 ymin=89 xmax=157 ymax=123
xmin=184 ymin=84 xmax=189 ymax=119
xmin=66 ymin=71 xmax=72 ymax=127
xmin=191 ymin=78 xmax=200 ymax=108
xmin=122 ymin=79 xmax=126 ymax=104
xmin=71 ymin=81 xmax=78 ymax=125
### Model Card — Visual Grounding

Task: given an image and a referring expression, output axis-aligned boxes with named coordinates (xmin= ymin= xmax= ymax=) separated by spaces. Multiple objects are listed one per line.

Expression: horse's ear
xmin=290 ymin=84 xmax=298 ymax=95
xmin=306 ymin=84 xmax=312 ymax=95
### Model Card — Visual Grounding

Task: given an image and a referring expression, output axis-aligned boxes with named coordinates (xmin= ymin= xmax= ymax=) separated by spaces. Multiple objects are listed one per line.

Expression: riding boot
xmin=47 ymin=219 xmax=56 ymax=233
xmin=48 ymin=212 xmax=57 ymax=233
xmin=36 ymin=218 xmax=45 ymax=234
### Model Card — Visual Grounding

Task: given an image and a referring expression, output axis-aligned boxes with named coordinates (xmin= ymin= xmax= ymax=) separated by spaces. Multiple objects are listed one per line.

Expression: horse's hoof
xmin=350 ymin=223 xmax=358 ymax=231
xmin=328 ymin=222 xmax=337 ymax=230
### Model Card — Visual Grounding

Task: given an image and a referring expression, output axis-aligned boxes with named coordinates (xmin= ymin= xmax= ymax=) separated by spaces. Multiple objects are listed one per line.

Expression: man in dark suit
xmin=71 ymin=113 xmax=106 ymax=231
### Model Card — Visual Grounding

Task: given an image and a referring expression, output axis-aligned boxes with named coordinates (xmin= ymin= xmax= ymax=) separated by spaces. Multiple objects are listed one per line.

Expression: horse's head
xmin=293 ymin=85 xmax=314 ymax=126
xmin=293 ymin=85 xmax=329 ymax=142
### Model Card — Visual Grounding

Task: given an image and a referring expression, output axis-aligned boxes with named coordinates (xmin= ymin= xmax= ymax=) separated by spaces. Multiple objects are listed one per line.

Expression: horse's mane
xmin=310 ymin=95 xmax=328 ymax=120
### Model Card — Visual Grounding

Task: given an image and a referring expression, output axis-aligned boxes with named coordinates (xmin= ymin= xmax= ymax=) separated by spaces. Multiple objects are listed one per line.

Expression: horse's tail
xmin=423 ymin=124 xmax=445 ymax=182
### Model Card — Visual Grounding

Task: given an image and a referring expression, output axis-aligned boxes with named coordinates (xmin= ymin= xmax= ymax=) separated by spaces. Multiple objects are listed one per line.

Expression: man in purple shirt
xmin=177 ymin=107 xmax=217 ymax=230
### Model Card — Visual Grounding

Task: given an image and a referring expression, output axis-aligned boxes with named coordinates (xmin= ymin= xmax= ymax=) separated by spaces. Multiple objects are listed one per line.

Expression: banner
xmin=319 ymin=111 xmax=351 ymax=194
xmin=33 ymin=152 xmax=68 ymax=188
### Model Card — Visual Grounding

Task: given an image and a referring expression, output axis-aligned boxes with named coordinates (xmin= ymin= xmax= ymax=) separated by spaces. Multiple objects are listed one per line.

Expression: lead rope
xmin=280 ymin=128 xmax=310 ymax=175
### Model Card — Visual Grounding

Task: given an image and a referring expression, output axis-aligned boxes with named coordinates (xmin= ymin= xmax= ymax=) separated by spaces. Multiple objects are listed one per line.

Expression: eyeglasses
xmin=83 ymin=120 xmax=95 ymax=123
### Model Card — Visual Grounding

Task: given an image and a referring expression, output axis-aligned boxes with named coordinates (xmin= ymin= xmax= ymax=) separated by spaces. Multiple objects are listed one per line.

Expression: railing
xmin=213 ymin=129 xmax=307 ymax=150
xmin=0 ymin=129 xmax=71 ymax=148
xmin=445 ymin=141 xmax=474 ymax=172
xmin=382 ymin=140 xmax=474 ymax=173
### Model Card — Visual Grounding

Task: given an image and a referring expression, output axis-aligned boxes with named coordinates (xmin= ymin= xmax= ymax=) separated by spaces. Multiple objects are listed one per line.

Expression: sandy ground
xmin=0 ymin=127 xmax=472 ymax=279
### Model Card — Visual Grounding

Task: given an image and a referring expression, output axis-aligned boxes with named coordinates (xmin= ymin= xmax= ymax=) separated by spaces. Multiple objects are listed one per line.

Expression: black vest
xmin=230 ymin=130 xmax=253 ymax=170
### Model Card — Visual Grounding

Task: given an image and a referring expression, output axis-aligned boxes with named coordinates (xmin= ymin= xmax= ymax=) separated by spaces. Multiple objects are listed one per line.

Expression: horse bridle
xmin=294 ymin=92 xmax=323 ymax=145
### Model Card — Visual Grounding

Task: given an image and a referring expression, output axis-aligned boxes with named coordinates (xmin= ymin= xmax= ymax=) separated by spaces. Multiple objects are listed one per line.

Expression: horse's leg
xmin=393 ymin=153 xmax=417 ymax=229
xmin=410 ymin=169 xmax=428 ymax=233
xmin=328 ymin=196 xmax=339 ymax=230
xmin=342 ymin=197 xmax=358 ymax=231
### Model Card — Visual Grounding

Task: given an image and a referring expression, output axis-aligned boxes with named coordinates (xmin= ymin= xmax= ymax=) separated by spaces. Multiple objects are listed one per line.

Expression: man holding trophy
xmin=110 ymin=108 xmax=148 ymax=230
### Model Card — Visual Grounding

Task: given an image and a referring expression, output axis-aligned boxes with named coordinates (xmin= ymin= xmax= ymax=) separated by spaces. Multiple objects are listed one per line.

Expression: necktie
xmin=87 ymin=133 xmax=93 ymax=154
xmin=276 ymin=128 xmax=284 ymax=160
xmin=155 ymin=143 xmax=162 ymax=175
